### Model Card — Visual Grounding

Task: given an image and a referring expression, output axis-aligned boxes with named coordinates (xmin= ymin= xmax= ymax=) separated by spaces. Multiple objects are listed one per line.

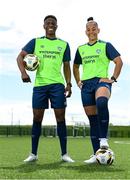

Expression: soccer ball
xmin=96 ymin=148 xmax=115 ymax=165
xmin=23 ymin=54 xmax=39 ymax=71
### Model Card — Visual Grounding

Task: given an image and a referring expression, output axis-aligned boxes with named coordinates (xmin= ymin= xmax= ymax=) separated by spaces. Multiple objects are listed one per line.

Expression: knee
xmin=55 ymin=110 xmax=65 ymax=122
xmin=33 ymin=109 xmax=44 ymax=122
xmin=84 ymin=106 xmax=97 ymax=116
xmin=33 ymin=114 xmax=43 ymax=122
xmin=96 ymin=96 xmax=108 ymax=110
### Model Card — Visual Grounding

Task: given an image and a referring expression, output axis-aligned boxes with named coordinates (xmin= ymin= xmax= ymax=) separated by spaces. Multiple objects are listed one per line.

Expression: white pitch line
xmin=114 ymin=141 xmax=130 ymax=145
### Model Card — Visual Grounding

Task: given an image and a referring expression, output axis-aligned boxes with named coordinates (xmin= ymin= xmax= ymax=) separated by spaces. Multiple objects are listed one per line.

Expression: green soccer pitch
xmin=0 ymin=136 xmax=130 ymax=179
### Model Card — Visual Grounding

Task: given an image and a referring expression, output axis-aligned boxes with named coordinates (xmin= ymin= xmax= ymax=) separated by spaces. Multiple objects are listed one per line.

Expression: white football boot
xmin=100 ymin=138 xmax=109 ymax=149
xmin=24 ymin=153 xmax=38 ymax=162
xmin=84 ymin=155 xmax=97 ymax=164
xmin=61 ymin=154 xmax=75 ymax=163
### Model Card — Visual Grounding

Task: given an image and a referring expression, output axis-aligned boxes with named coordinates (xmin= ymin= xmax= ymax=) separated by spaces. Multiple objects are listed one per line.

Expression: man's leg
xmin=24 ymin=109 xmax=44 ymax=162
xmin=54 ymin=108 xmax=74 ymax=162
xmin=31 ymin=109 xmax=44 ymax=155
xmin=54 ymin=109 xmax=67 ymax=155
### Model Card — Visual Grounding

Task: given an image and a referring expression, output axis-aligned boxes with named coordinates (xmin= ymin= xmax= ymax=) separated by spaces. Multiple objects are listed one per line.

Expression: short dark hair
xmin=44 ymin=15 xmax=57 ymax=22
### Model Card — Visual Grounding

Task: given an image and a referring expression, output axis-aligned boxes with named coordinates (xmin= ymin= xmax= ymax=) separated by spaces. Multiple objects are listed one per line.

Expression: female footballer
xmin=73 ymin=17 xmax=123 ymax=164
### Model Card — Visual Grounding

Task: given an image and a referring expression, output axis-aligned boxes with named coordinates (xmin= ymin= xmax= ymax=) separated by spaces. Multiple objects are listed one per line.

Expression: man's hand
xmin=65 ymin=83 xmax=72 ymax=98
xmin=21 ymin=72 xmax=31 ymax=83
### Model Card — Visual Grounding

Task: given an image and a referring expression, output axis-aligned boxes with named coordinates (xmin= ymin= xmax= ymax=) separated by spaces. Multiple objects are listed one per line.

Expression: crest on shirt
xmin=96 ymin=49 xmax=101 ymax=54
xmin=57 ymin=47 xmax=62 ymax=51
xmin=40 ymin=45 xmax=44 ymax=48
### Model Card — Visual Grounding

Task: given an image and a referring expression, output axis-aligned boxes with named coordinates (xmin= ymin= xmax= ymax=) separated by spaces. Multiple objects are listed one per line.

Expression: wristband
xmin=111 ymin=76 xmax=117 ymax=82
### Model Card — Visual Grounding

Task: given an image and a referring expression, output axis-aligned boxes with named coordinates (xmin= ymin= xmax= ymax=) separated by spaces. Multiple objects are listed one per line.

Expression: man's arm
xmin=63 ymin=61 xmax=72 ymax=97
xmin=16 ymin=50 xmax=31 ymax=82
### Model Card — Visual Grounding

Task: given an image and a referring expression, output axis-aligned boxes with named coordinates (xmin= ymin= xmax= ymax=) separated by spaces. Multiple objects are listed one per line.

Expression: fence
xmin=0 ymin=125 xmax=130 ymax=137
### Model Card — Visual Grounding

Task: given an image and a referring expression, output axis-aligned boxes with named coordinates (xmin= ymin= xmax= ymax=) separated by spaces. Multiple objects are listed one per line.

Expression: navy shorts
xmin=32 ymin=84 xmax=67 ymax=109
xmin=81 ymin=77 xmax=112 ymax=106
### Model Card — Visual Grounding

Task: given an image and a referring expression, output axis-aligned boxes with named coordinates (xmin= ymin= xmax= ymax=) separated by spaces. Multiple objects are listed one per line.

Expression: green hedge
xmin=0 ymin=125 xmax=130 ymax=137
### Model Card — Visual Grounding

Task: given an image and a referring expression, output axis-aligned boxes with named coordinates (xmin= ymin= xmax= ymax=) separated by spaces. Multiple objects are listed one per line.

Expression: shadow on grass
xmin=19 ymin=161 xmax=64 ymax=173
xmin=0 ymin=161 xmax=64 ymax=173
xmin=0 ymin=161 xmax=125 ymax=174
xmin=62 ymin=163 xmax=125 ymax=174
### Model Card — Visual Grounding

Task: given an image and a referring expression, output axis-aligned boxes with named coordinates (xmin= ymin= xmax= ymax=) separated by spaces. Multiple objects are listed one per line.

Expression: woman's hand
xmin=99 ymin=78 xmax=114 ymax=84
xmin=77 ymin=81 xmax=83 ymax=89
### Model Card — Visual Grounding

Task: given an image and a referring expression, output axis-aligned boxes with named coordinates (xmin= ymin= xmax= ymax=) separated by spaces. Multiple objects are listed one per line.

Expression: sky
xmin=0 ymin=0 xmax=130 ymax=126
